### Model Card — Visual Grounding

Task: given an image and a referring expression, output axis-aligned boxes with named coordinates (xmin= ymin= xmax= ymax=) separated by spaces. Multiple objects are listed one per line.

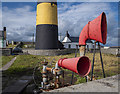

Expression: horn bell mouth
xmin=101 ymin=12 xmax=107 ymax=44
xmin=77 ymin=56 xmax=91 ymax=77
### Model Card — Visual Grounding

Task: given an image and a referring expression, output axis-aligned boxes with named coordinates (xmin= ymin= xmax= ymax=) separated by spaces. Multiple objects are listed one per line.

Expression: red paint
xmin=79 ymin=12 xmax=107 ymax=45
xmin=58 ymin=56 xmax=91 ymax=77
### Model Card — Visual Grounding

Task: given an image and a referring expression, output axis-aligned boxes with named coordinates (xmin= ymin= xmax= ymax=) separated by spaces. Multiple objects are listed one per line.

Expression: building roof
xmin=62 ymin=31 xmax=79 ymax=43
xmin=62 ymin=31 xmax=93 ymax=43
xmin=69 ymin=37 xmax=79 ymax=42
xmin=86 ymin=39 xmax=93 ymax=43
xmin=62 ymin=36 xmax=71 ymax=43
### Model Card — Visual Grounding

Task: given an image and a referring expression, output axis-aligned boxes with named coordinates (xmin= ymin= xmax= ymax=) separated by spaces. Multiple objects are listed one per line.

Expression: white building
xmin=62 ymin=31 xmax=78 ymax=48
xmin=62 ymin=31 xmax=94 ymax=49
xmin=0 ymin=27 xmax=6 ymax=48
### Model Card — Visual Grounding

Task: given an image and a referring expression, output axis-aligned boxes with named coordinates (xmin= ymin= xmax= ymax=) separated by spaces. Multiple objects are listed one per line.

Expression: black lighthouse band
xmin=37 ymin=2 xmax=57 ymax=5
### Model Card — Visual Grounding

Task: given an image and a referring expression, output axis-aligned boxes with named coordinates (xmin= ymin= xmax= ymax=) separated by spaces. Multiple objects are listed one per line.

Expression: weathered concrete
xmin=2 ymin=76 xmax=33 ymax=94
xmin=45 ymin=75 xmax=119 ymax=92
xmin=23 ymin=48 xmax=76 ymax=56
xmin=0 ymin=57 xmax=17 ymax=71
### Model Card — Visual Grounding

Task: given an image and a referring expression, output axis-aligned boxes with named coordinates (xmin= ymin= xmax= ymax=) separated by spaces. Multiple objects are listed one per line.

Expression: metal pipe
xmin=42 ymin=61 xmax=50 ymax=89
xmin=43 ymin=65 xmax=47 ymax=73
xmin=91 ymin=42 xmax=96 ymax=81
xmin=62 ymin=71 xmax=64 ymax=86
xmin=55 ymin=62 xmax=59 ymax=69
xmin=46 ymin=67 xmax=52 ymax=72
xmin=98 ymin=42 xmax=105 ymax=78
xmin=55 ymin=75 xmax=59 ymax=88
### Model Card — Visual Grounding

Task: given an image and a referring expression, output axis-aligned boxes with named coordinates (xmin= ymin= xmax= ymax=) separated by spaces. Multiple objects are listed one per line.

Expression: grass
xmin=3 ymin=55 xmax=45 ymax=76
xmin=0 ymin=55 xmax=15 ymax=68
xmin=7 ymin=44 xmax=17 ymax=48
xmin=82 ymin=53 xmax=119 ymax=82
xmin=2 ymin=52 xmax=119 ymax=85
xmin=7 ymin=44 xmax=34 ymax=49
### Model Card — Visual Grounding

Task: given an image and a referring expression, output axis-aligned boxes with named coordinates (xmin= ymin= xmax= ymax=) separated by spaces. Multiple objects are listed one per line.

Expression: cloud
xmin=2 ymin=5 xmax=36 ymax=42
xmin=1 ymin=0 xmax=119 ymax=2
xmin=2 ymin=2 xmax=118 ymax=46
xmin=58 ymin=2 xmax=118 ymax=46
xmin=0 ymin=2 xmax=2 ymax=30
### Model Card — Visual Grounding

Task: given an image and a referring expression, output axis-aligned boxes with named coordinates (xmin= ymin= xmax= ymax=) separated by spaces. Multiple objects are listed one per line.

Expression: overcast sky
xmin=0 ymin=1 xmax=119 ymax=46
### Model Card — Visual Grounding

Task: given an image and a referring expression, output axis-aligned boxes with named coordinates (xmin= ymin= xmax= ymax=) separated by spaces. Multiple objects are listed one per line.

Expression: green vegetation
xmin=87 ymin=53 xmax=119 ymax=79
xmin=74 ymin=53 xmax=119 ymax=84
xmin=7 ymin=43 xmax=35 ymax=48
xmin=2 ymin=52 xmax=119 ymax=85
xmin=3 ymin=55 xmax=44 ymax=76
xmin=7 ymin=44 xmax=17 ymax=48
xmin=0 ymin=55 xmax=15 ymax=68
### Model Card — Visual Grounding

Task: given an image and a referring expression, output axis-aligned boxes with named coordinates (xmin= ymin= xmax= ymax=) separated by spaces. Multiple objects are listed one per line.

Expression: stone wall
xmin=101 ymin=48 xmax=120 ymax=55
xmin=23 ymin=48 xmax=120 ymax=56
xmin=23 ymin=48 xmax=76 ymax=56
xmin=0 ymin=48 xmax=12 ymax=56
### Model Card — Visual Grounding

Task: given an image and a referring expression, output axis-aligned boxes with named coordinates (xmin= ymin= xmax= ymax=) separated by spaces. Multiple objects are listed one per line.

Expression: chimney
xmin=66 ymin=31 xmax=70 ymax=38
xmin=3 ymin=27 xmax=6 ymax=31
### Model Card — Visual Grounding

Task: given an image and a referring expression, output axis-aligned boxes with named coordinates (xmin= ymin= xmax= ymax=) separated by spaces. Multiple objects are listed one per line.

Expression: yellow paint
xmin=36 ymin=3 xmax=58 ymax=25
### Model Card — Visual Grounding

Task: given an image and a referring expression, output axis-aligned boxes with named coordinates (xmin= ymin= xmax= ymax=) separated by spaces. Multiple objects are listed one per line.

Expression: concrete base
xmin=22 ymin=48 xmax=76 ymax=56
xmin=45 ymin=75 xmax=119 ymax=92
xmin=2 ymin=76 xmax=33 ymax=94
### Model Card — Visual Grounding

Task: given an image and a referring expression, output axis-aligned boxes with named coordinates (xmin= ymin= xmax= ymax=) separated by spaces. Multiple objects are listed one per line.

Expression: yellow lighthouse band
xmin=36 ymin=3 xmax=58 ymax=26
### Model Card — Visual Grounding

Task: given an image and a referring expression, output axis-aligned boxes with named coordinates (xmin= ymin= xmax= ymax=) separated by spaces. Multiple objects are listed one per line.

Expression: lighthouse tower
xmin=35 ymin=1 xmax=58 ymax=49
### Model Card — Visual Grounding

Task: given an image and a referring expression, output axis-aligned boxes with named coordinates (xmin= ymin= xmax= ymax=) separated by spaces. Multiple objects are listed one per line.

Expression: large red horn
xmin=79 ymin=12 xmax=107 ymax=45
xmin=58 ymin=56 xmax=91 ymax=77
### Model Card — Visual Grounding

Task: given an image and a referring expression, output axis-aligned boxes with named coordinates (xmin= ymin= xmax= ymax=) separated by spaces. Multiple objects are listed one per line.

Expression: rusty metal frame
xmin=98 ymin=42 xmax=106 ymax=78
xmin=91 ymin=42 xmax=105 ymax=81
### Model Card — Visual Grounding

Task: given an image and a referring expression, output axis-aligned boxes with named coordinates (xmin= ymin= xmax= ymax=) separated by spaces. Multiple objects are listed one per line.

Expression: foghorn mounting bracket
xmin=90 ymin=41 xmax=106 ymax=81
